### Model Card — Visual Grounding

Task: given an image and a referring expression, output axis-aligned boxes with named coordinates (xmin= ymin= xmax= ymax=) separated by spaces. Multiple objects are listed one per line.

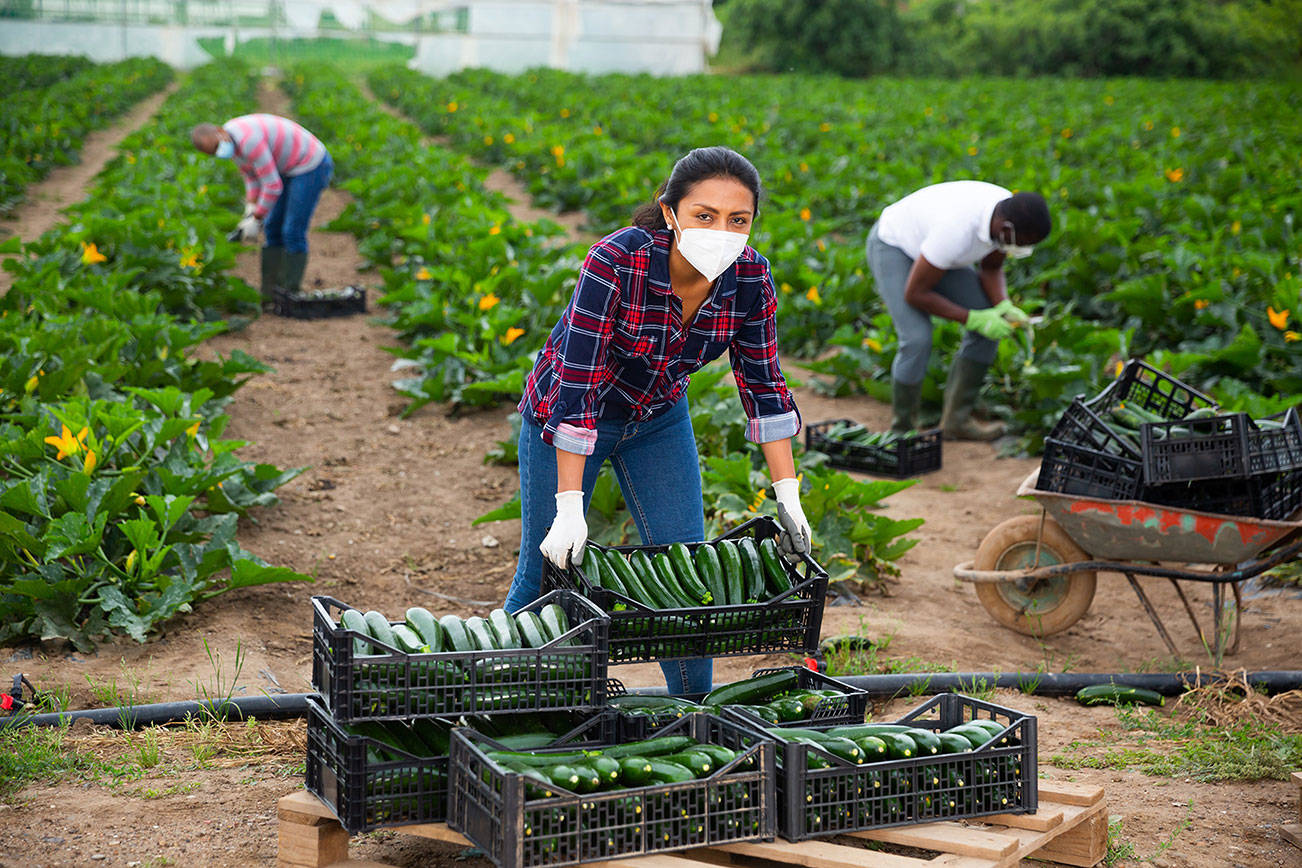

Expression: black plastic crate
xmin=609 ymin=666 xmax=869 ymax=739
xmin=312 ymin=589 xmax=609 ymax=723
xmin=1140 ymin=412 xmax=1254 ymax=484
xmin=306 ymin=698 xmax=618 ymax=834
xmin=726 ymin=693 xmax=1037 ymax=842
xmin=1085 ymin=359 xmax=1217 ymax=422
xmin=1144 ymin=469 xmax=1302 ymax=520
xmin=540 ymin=517 xmax=827 ymax=664
xmin=1048 ymin=398 xmax=1141 ymax=458
xmin=305 ymin=695 xmax=449 ymax=833
xmin=805 ymin=419 xmax=942 ymax=478
xmin=273 ymin=284 xmax=366 ymax=319
xmin=448 ymin=711 xmax=775 ymax=868
xmin=1036 ymin=437 xmax=1143 ymax=500
xmin=1247 ymin=408 xmax=1302 ymax=476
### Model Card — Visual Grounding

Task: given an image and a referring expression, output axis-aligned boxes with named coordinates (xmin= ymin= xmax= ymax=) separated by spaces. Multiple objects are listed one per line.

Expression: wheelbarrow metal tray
xmin=1019 ymin=469 xmax=1301 ymax=564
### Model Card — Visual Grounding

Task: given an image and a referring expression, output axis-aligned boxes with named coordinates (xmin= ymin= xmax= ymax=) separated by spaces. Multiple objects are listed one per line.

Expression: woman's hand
xmin=772 ymin=478 xmax=812 ymax=556
xmin=540 ymin=490 xmax=587 ymax=568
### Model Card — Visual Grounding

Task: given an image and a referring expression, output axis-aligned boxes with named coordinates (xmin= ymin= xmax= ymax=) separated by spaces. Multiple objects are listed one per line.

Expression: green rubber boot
xmin=283 ymin=251 xmax=308 ymax=296
xmin=940 ymin=356 xmax=1006 ymax=441
xmin=259 ymin=245 xmax=285 ymax=311
xmin=891 ymin=379 xmax=924 ymax=434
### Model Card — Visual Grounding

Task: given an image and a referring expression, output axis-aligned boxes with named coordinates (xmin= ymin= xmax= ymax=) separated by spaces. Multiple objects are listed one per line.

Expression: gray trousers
xmin=866 ymin=223 xmax=997 ymax=386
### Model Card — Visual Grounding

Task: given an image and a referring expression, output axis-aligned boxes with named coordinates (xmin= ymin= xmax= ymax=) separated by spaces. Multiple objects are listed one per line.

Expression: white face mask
xmin=995 ymin=220 xmax=1034 ymax=259
xmin=215 ymin=139 xmax=235 ymax=159
xmin=666 ymin=208 xmax=748 ymax=282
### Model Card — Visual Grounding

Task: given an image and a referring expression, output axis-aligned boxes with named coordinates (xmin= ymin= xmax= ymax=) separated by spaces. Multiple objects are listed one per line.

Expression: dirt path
xmin=4 ymin=78 xmax=1300 ymax=868
xmin=0 ymin=84 xmax=178 ymax=293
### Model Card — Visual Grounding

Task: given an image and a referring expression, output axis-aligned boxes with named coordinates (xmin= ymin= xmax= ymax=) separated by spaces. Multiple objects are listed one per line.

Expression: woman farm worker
xmin=867 ymin=181 xmax=1051 ymax=440
xmin=506 ymin=146 xmax=812 ymax=696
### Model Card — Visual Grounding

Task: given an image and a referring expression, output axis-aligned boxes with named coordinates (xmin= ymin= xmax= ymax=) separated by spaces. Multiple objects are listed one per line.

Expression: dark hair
xmin=632 ymin=146 xmax=762 ymax=231
xmin=995 ymin=192 xmax=1052 ymax=242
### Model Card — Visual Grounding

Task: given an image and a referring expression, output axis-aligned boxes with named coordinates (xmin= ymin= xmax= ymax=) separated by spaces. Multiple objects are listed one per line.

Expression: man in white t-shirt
xmin=866 ymin=181 xmax=1051 ymax=440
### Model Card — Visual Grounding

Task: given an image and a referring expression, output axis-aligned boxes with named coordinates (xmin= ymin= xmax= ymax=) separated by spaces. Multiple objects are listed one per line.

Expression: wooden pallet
xmin=1283 ymin=771 xmax=1302 ymax=851
xmin=277 ymin=781 xmax=1107 ymax=868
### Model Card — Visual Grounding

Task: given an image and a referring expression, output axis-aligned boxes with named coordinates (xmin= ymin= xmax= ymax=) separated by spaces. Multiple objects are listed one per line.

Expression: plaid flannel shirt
xmin=519 ymin=227 xmax=800 ymax=455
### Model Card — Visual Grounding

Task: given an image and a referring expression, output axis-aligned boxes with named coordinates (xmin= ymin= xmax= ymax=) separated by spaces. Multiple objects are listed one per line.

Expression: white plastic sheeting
xmin=412 ymin=0 xmax=721 ymax=76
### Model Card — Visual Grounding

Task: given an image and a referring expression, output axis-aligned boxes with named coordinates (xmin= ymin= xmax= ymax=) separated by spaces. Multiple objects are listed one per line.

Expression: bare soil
xmin=2 ymin=81 xmax=1299 ymax=868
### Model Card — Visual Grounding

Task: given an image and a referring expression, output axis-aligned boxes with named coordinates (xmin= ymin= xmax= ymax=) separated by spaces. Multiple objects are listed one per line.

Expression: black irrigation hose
xmin=5 ymin=671 xmax=1301 ymax=730
xmin=0 ymin=692 xmax=314 ymax=731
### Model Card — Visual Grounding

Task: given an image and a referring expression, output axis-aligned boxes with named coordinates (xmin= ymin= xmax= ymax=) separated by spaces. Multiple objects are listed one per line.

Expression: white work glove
xmin=540 ymin=490 xmax=587 ymax=569
xmin=772 ymin=477 xmax=812 ymax=557
xmin=228 ymin=214 xmax=261 ymax=243
xmin=241 ymin=201 xmax=257 ymax=219
xmin=993 ymin=299 xmax=1031 ymax=324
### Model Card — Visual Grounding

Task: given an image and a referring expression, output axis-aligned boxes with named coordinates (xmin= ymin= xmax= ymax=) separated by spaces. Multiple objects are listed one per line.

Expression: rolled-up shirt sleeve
xmin=542 ymin=244 xmax=620 ymax=455
xmin=730 ymin=265 xmax=800 ymax=444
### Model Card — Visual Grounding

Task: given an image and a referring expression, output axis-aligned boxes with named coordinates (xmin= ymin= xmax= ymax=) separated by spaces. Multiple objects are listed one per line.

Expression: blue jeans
xmin=505 ymin=397 xmax=713 ymax=695
xmin=866 ymin=222 xmax=997 ymax=385
xmin=263 ymin=153 xmax=333 ymax=254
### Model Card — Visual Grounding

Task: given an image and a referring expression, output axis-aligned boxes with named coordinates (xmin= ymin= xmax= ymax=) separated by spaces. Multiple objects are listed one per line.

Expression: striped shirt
xmin=223 ymin=114 xmax=328 ymax=218
xmin=519 ymin=226 xmax=800 ymax=456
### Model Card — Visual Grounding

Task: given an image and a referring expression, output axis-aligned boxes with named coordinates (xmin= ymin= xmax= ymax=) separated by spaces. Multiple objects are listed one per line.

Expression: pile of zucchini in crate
xmin=583 ymin=537 xmax=795 ymax=608
xmin=1038 ymin=359 xmax=1302 ymax=519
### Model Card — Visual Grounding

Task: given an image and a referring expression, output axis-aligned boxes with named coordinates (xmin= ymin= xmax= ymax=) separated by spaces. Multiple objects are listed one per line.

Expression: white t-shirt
xmin=876 ymin=181 xmax=1011 ymax=269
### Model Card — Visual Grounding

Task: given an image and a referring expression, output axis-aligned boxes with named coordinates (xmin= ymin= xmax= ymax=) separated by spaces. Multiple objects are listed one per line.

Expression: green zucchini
xmin=766 ymin=697 xmax=807 ymax=722
xmin=404 ymin=607 xmax=443 ymax=652
xmin=809 ymin=736 xmax=862 ymax=764
xmin=937 ymin=733 xmax=974 ymax=754
xmin=737 ymin=704 xmax=780 ymax=723
xmin=661 ymin=750 xmax=713 ymax=777
xmin=464 ymin=616 xmax=498 ymax=651
xmin=606 ymin=694 xmax=695 ymax=711
xmin=689 ymin=744 xmax=737 ymax=768
xmin=546 ymin=764 xmax=584 ymax=792
xmin=390 ymin=623 xmax=430 ymax=654
xmin=825 ymin=723 xmax=909 ymax=739
xmin=539 ymin=604 xmax=571 ymax=644
xmin=567 ymin=764 xmax=602 ymax=793
xmin=645 ymin=759 xmax=696 ymax=784
xmin=515 ymin=611 xmax=549 ymax=648
xmin=488 ymin=609 xmax=522 ymax=650
xmin=657 ymin=550 xmax=709 ymax=605
xmin=631 ymin=550 xmax=682 ymax=608
xmin=714 ymin=541 xmax=745 ymax=605
xmin=493 ymin=733 xmax=560 ymax=751
xmin=669 ymin=543 xmax=715 ymax=607
xmin=439 ymin=615 xmax=473 ymax=653
xmin=412 ymin=718 xmax=453 ymax=755
xmin=878 ymin=733 xmax=917 ymax=760
xmin=582 ymin=547 xmax=612 ymax=591
xmin=601 ymin=736 xmax=695 ymax=758
xmin=853 ymin=735 xmax=888 ymax=760
xmin=946 ymin=725 xmax=994 ymax=748
xmin=339 ymin=608 xmax=373 ymax=656
xmin=363 ymin=610 xmax=397 ymax=650
xmin=607 ymin=551 xmax=656 ymax=608
xmin=758 ymin=538 xmax=794 ymax=595
xmin=735 ymin=537 xmax=765 ymax=602
xmin=903 ymin=728 xmax=942 ymax=756
xmin=618 ymin=756 xmax=655 ymax=785
xmin=589 ymin=756 xmax=622 ymax=786
xmin=692 ymin=543 xmax=728 ymax=605
xmin=1075 ymin=684 xmax=1164 ymax=707
xmin=703 ymin=669 xmax=799 ymax=707
xmin=488 ymin=749 xmax=597 ymax=768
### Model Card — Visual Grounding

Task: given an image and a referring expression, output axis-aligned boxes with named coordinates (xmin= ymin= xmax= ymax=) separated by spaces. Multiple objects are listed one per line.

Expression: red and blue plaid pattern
xmin=519 ymin=227 xmax=800 ymax=455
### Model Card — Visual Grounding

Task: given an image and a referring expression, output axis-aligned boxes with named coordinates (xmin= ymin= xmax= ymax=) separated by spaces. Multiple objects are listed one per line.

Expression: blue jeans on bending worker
xmin=505 ymin=397 xmax=713 ymax=696
xmin=865 ymin=222 xmax=997 ymax=386
xmin=264 ymin=152 xmax=334 ymax=254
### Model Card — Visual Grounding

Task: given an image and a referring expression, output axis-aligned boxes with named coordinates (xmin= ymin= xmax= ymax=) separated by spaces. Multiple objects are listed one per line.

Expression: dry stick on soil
xmin=1173 ymin=668 xmax=1302 ymax=733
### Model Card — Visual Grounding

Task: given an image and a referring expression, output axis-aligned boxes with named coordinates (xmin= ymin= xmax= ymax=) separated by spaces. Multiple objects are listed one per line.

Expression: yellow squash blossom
xmin=967 ymin=146 xmax=978 ymax=156
xmin=502 ymin=327 xmax=525 ymax=345
xmin=863 ymin=337 xmax=882 ymax=352
xmin=416 ymin=267 xmax=432 ymax=280
xmin=799 ymin=208 xmax=811 ymax=222
xmin=83 ymin=450 xmax=97 ymax=474
xmin=806 ymin=286 xmax=821 ymax=304
xmin=1061 ymin=128 xmax=1073 ymax=139
xmin=1165 ymin=168 xmax=1184 ymax=183
xmin=80 ymin=242 xmax=108 ymax=264
xmin=1194 ymin=299 xmax=1209 ymax=310
xmin=25 ymin=374 xmax=39 ymax=393
xmin=1231 ymin=220 xmax=1241 ymax=235
xmin=1285 ymin=331 xmax=1300 ymax=343
xmin=489 ymin=225 xmax=502 ymax=236
xmin=479 ymin=293 xmax=500 ymax=311
xmin=1171 ymin=126 xmax=1181 ymax=138
xmin=749 ymin=487 xmax=767 ymax=512
xmin=446 ymin=101 xmax=458 ymax=112
xmin=126 ymin=550 xmax=138 ymax=573
xmin=44 ymin=425 xmax=88 ymax=459
xmin=1267 ymin=306 xmax=1289 ymax=330
xmin=179 ymin=248 xmax=201 ymax=270
xmin=422 ymin=213 xmax=431 ymax=226
xmin=186 ymin=421 xmax=200 ymax=438
xmin=1114 ymin=360 xmax=1125 ymax=377
xmin=559 ymin=108 xmax=570 ymax=118
xmin=483 ymin=135 xmax=493 ymax=146
xmin=504 ymin=133 xmax=515 ymax=144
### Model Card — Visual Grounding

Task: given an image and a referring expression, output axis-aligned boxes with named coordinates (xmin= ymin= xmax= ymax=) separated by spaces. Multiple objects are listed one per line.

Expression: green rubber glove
xmin=966 ymin=307 xmax=1014 ymax=341
xmin=993 ymin=299 xmax=1030 ymax=323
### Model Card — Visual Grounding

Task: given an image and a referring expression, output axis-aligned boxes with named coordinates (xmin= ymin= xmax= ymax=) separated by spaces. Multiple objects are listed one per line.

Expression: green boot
xmin=891 ymin=379 xmax=924 ymax=434
xmin=940 ymin=356 xmax=1006 ymax=441
xmin=283 ymin=251 xmax=308 ymax=296
xmin=259 ymin=245 xmax=285 ymax=310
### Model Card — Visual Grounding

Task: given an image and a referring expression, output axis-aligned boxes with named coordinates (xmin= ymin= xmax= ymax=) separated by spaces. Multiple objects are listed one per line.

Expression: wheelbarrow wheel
xmin=973 ymin=515 xmax=1096 ymax=637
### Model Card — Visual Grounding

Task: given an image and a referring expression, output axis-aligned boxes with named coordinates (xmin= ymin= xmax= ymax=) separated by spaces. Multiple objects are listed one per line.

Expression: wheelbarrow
xmin=953 ymin=469 xmax=1302 ymax=664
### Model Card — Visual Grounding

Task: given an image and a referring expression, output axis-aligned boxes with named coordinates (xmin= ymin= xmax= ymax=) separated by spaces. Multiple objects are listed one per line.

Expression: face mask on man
xmin=215 ymin=139 xmax=235 ymax=160
xmin=666 ymin=207 xmax=748 ymax=282
xmin=997 ymin=220 xmax=1035 ymax=259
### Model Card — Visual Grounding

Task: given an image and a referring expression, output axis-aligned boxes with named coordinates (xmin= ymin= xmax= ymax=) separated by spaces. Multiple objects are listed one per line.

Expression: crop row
xmin=0 ymin=61 xmax=309 ymax=650
xmin=1 ymin=54 xmax=94 ymax=93
xmin=1 ymin=56 xmax=173 ymax=216
xmin=284 ymin=66 xmax=920 ymax=590
xmin=367 ymin=67 xmax=1301 ymax=448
